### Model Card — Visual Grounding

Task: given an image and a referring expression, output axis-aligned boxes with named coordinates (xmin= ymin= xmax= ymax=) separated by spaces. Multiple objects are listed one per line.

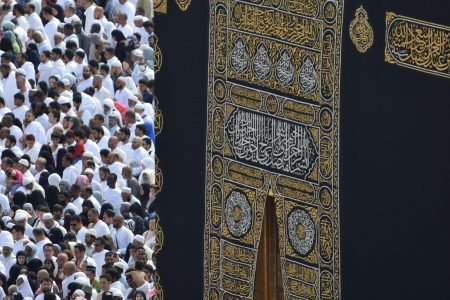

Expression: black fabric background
xmin=155 ymin=1 xmax=450 ymax=299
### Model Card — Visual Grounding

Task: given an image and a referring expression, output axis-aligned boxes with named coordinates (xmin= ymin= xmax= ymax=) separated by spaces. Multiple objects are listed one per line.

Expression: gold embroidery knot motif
xmin=349 ymin=6 xmax=374 ymax=53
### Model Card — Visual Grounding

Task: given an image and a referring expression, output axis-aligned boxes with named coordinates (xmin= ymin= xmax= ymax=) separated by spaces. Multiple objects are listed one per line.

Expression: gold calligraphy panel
xmin=205 ymin=0 xmax=343 ymax=298
xmin=385 ymin=12 xmax=450 ymax=79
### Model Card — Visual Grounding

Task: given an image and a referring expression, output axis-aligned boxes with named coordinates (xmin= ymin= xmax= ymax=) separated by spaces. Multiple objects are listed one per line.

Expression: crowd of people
xmin=0 ymin=0 xmax=159 ymax=298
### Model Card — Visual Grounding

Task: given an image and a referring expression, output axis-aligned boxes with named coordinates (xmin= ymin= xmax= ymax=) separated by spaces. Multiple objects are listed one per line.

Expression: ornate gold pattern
xmin=385 ymin=12 xmax=450 ymax=79
xmin=154 ymin=0 xmax=167 ymax=13
xmin=153 ymin=97 xmax=164 ymax=136
xmin=175 ymin=0 xmax=191 ymax=11
xmin=205 ymin=0 xmax=343 ymax=298
xmin=349 ymin=6 xmax=374 ymax=53
xmin=154 ymin=37 xmax=162 ymax=73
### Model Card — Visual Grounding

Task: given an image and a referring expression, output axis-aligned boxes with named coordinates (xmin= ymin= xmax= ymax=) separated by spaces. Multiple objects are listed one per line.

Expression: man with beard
xmin=0 ymin=241 xmax=16 ymax=280
xmin=77 ymin=65 xmax=94 ymax=92
xmin=4 ymin=135 xmax=23 ymax=157
xmin=114 ymin=77 xmax=134 ymax=106
xmin=35 ymin=278 xmax=61 ymax=300
xmin=111 ymin=215 xmax=134 ymax=256
xmin=93 ymin=74 xmax=113 ymax=100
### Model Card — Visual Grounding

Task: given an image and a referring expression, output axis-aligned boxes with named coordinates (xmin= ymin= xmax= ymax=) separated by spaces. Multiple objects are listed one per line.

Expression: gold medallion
xmin=349 ymin=6 xmax=374 ymax=53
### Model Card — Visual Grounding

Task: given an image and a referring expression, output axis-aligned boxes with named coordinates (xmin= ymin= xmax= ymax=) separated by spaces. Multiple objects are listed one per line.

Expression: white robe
xmin=93 ymin=220 xmax=110 ymax=238
xmin=13 ymin=105 xmax=29 ymax=123
xmin=114 ymin=87 xmax=133 ymax=106
xmin=92 ymin=249 xmax=108 ymax=277
xmin=2 ymin=71 xmax=17 ymax=109
xmin=62 ymin=165 xmax=80 ymax=185
xmin=111 ymin=226 xmax=133 ymax=255
xmin=23 ymin=142 xmax=42 ymax=163
xmin=27 ymin=12 xmax=44 ymax=30
xmin=44 ymin=17 xmax=60 ymax=47
xmin=21 ymin=61 xmax=36 ymax=82
xmin=38 ymin=61 xmax=54 ymax=83
xmin=103 ymin=187 xmax=122 ymax=214
xmin=51 ymin=59 xmax=66 ymax=77
xmin=24 ymin=121 xmax=47 ymax=145
xmin=0 ymin=254 xmax=16 ymax=280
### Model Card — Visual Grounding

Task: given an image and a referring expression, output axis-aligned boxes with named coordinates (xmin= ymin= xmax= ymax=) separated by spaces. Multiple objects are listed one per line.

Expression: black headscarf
xmin=28 ymin=190 xmax=48 ymax=209
xmin=25 ymin=43 xmax=40 ymax=71
xmin=140 ymin=183 xmax=151 ymax=209
xmin=12 ymin=192 xmax=27 ymax=208
xmin=38 ymin=171 xmax=50 ymax=190
xmin=55 ymin=148 xmax=67 ymax=177
xmin=45 ymin=185 xmax=59 ymax=211
xmin=38 ymin=147 xmax=57 ymax=174
xmin=7 ymin=251 xmax=26 ymax=286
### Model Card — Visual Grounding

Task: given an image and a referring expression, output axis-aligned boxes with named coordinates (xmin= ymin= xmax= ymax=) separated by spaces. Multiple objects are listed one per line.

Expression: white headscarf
xmin=17 ymin=275 xmax=34 ymax=298
xmin=48 ymin=173 xmax=62 ymax=187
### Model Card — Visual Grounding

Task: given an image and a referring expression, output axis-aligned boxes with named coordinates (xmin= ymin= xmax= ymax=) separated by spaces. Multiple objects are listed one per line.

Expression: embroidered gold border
xmin=385 ymin=12 xmax=450 ymax=79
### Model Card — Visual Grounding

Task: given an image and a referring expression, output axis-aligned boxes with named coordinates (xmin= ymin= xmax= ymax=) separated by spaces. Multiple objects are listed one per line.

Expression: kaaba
xmin=153 ymin=0 xmax=450 ymax=299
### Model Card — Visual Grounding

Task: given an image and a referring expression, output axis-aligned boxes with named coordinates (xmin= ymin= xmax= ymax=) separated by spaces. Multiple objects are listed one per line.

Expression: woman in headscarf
xmin=48 ymin=227 xmax=65 ymax=250
xmin=43 ymin=257 xmax=57 ymax=279
xmin=7 ymin=251 xmax=27 ymax=286
xmin=80 ymin=200 xmax=94 ymax=226
xmin=0 ymin=30 xmax=21 ymax=55
xmin=22 ymin=204 xmax=36 ymax=226
xmin=12 ymin=192 xmax=27 ymax=209
xmin=55 ymin=147 xmax=68 ymax=177
xmin=28 ymin=190 xmax=48 ymax=209
xmin=75 ymin=175 xmax=89 ymax=188
xmin=38 ymin=171 xmax=50 ymax=190
xmin=48 ymin=173 xmax=61 ymax=187
xmin=38 ymin=147 xmax=57 ymax=174
xmin=139 ymin=169 xmax=155 ymax=186
xmin=58 ymin=180 xmax=71 ymax=193
xmin=16 ymin=275 xmax=34 ymax=299
xmin=89 ymin=32 xmax=105 ymax=61
xmin=51 ymin=4 xmax=65 ymax=22
xmin=141 ymin=44 xmax=154 ymax=70
xmin=45 ymin=185 xmax=60 ymax=209
xmin=111 ymin=29 xmax=127 ymax=61
xmin=24 ymin=243 xmax=38 ymax=263
xmin=139 ymin=183 xmax=151 ymax=210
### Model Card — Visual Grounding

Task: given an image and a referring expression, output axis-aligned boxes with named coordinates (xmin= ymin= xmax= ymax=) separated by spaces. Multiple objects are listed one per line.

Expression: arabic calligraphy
xmin=230 ymin=2 xmax=321 ymax=49
xmin=252 ymin=43 xmax=271 ymax=80
xmin=299 ymin=55 xmax=319 ymax=93
xmin=276 ymin=49 xmax=295 ymax=87
xmin=225 ymin=108 xmax=319 ymax=178
xmin=231 ymin=37 xmax=249 ymax=74
xmin=349 ymin=6 xmax=374 ymax=53
xmin=385 ymin=12 xmax=450 ymax=78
